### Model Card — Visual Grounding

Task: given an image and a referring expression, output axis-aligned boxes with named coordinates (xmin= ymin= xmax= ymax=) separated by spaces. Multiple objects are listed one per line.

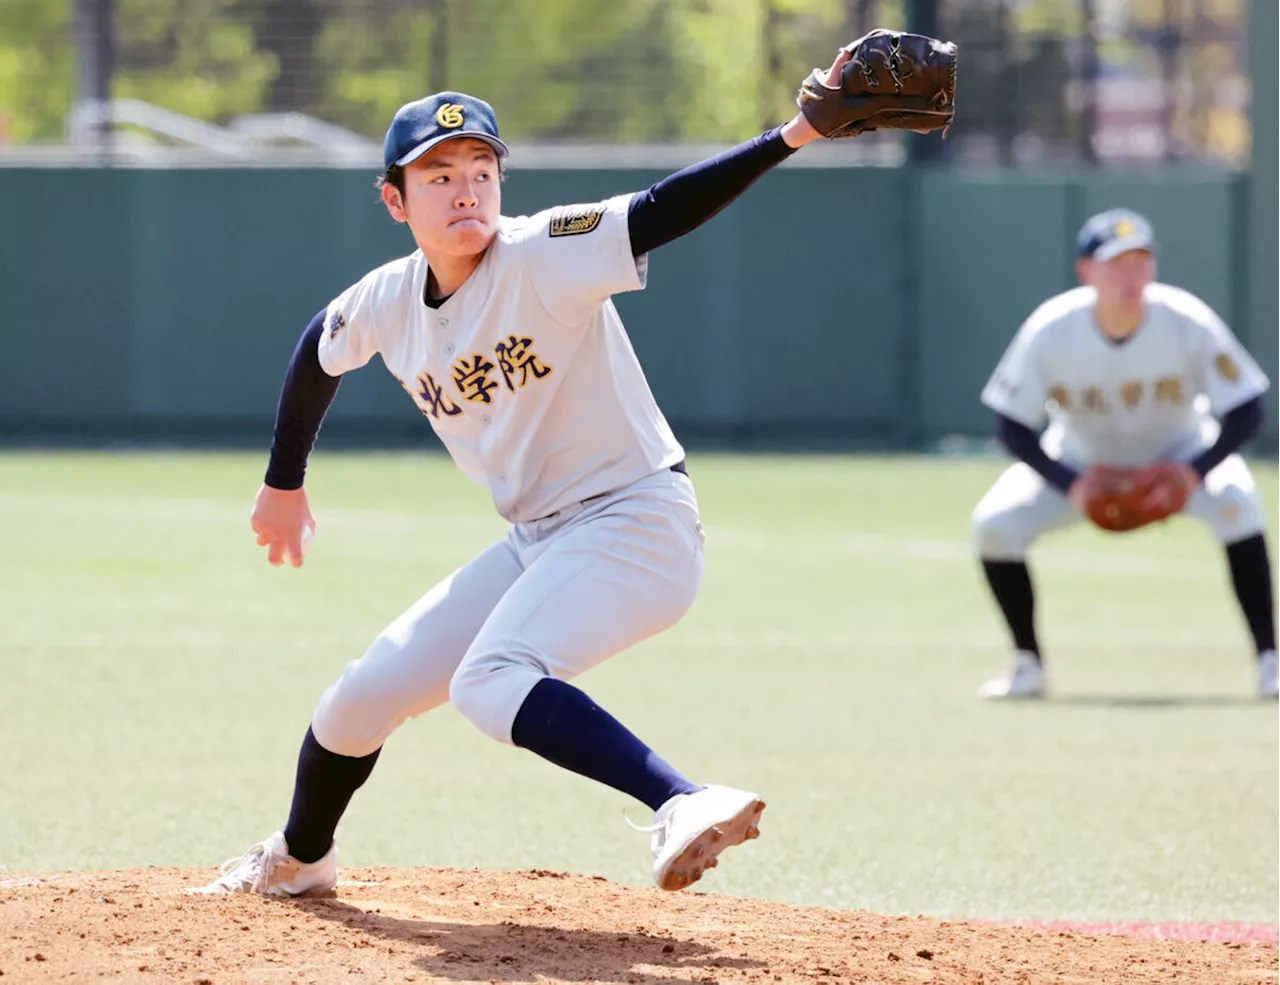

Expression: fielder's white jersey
xmin=317 ymin=193 xmax=684 ymax=523
xmin=982 ymin=283 xmax=1269 ymax=467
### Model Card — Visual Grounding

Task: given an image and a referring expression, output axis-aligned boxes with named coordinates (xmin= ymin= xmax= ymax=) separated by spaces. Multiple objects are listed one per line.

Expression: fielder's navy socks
xmin=283 ymin=726 xmax=381 ymax=864
xmin=981 ymin=559 xmax=1041 ymax=658
xmin=1226 ymin=534 xmax=1277 ymax=655
xmin=511 ymin=678 xmax=700 ymax=811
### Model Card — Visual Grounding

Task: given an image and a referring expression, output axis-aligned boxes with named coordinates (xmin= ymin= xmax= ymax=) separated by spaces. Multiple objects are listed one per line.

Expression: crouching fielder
xmin=972 ymin=209 xmax=1277 ymax=700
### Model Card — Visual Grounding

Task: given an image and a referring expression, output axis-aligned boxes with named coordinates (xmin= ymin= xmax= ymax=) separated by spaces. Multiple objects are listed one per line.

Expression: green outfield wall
xmin=0 ymin=163 xmax=1273 ymax=451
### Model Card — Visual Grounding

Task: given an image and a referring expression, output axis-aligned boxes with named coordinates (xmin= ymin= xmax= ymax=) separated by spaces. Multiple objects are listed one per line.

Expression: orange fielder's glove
xmin=1072 ymin=461 xmax=1197 ymax=533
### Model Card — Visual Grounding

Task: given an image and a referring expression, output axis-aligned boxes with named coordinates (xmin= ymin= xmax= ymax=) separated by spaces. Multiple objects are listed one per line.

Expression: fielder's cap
xmin=1076 ymin=209 xmax=1158 ymax=262
xmin=383 ymin=91 xmax=509 ymax=171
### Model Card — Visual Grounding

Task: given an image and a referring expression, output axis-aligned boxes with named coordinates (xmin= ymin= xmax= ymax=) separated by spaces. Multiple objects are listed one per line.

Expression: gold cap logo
xmin=435 ymin=103 xmax=465 ymax=128
xmin=1114 ymin=219 xmax=1135 ymax=238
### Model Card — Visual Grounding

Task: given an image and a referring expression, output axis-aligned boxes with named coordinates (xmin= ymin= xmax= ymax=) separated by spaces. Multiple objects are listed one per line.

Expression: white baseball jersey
xmin=317 ymin=193 xmax=684 ymax=522
xmin=981 ymin=283 xmax=1269 ymax=467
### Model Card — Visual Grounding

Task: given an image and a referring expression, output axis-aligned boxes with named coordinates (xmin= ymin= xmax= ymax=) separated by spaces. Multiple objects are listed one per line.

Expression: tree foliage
xmin=0 ymin=0 xmax=1248 ymax=162
xmin=0 ymin=0 xmax=76 ymax=142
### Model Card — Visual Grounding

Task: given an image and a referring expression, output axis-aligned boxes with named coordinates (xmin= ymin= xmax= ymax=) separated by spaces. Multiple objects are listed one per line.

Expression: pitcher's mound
xmin=1 ymin=867 xmax=1274 ymax=983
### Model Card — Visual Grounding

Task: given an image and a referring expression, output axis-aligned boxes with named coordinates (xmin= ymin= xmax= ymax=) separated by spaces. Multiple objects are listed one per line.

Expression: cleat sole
xmin=656 ymin=796 xmax=766 ymax=892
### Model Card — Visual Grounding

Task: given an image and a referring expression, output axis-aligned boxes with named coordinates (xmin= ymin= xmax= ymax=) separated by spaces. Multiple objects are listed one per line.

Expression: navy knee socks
xmin=511 ymin=678 xmax=700 ymax=811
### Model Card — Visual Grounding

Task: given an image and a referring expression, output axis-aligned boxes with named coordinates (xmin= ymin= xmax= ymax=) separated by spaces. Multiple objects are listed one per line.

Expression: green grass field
xmin=0 ymin=451 xmax=1275 ymax=924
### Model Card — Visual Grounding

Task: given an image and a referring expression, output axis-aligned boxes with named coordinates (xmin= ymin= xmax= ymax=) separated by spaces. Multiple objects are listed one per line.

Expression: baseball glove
xmin=1073 ymin=461 xmax=1197 ymax=533
xmin=1132 ymin=460 xmax=1198 ymax=523
xmin=797 ymin=29 xmax=958 ymax=138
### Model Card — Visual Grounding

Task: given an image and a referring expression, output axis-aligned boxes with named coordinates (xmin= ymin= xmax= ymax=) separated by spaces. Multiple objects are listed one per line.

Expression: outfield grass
xmin=0 ymin=451 xmax=1275 ymax=923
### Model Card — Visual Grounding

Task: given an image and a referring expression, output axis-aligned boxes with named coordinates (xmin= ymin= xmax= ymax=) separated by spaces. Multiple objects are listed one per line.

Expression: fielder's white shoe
xmin=640 ymin=785 xmax=765 ymax=892
xmin=191 ymin=831 xmax=338 ymax=897
xmin=979 ymin=650 xmax=1046 ymax=700
xmin=1259 ymin=649 xmax=1279 ymax=700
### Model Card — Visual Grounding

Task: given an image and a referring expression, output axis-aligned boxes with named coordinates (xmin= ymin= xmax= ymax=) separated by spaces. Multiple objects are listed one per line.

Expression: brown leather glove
xmin=1073 ymin=462 xmax=1197 ymax=533
xmin=1132 ymin=460 xmax=1199 ymax=524
xmin=796 ymin=29 xmax=958 ymax=138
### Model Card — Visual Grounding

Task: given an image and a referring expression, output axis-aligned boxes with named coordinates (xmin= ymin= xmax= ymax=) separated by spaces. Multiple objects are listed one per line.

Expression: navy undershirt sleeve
xmin=1190 ymin=394 xmax=1265 ymax=478
xmin=627 ymin=127 xmax=798 ymax=256
xmin=996 ymin=394 xmax=1266 ymax=495
xmin=994 ymin=413 xmax=1080 ymax=495
xmin=264 ymin=310 xmax=342 ymax=490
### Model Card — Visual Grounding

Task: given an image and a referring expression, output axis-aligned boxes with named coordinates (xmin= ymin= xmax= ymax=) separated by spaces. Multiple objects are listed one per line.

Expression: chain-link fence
xmin=0 ymin=0 xmax=1251 ymax=167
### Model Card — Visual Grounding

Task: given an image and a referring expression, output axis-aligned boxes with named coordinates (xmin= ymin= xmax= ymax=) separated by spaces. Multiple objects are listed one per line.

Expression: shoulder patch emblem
xmin=328 ymin=311 xmax=346 ymax=340
xmin=1214 ymin=352 xmax=1240 ymax=382
xmin=549 ymin=206 xmax=605 ymax=237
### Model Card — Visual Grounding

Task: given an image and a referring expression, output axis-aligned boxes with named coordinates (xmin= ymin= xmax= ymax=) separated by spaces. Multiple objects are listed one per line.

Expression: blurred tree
xmin=1013 ymin=0 xmax=1082 ymax=34
xmin=112 ymin=0 xmax=275 ymax=125
xmin=233 ymin=0 xmax=325 ymax=112
xmin=943 ymin=0 xmax=1075 ymax=164
xmin=753 ymin=0 xmax=862 ymax=135
xmin=452 ymin=0 xmax=666 ymax=141
xmin=311 ymin=0 xmax=881 ymax=144
xmin=0 ymin=0 xmax=1248 ymax=156
xmin=313 ymin=0 xmax=646 ymax=141
xmin=0 ymin=0 xmax=76 ymax=142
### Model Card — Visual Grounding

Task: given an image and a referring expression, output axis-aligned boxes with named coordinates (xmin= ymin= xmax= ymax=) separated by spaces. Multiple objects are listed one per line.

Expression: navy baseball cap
xmin=383 ymin=91 xmax=509 ymax=171
xmin=1076 ymin=209 xmax=1158 ymax=262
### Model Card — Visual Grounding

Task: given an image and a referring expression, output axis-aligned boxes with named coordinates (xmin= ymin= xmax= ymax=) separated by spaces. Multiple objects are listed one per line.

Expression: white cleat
xmin=190 ymin=831 xmax=338 ymax=897
xmin=1259 ymin=649 xmax=1278 ymax=700
xmin=979 ymin=650 xmax=1046 ymax=700
xmin=641 ymin=785 xmax=765 ymax=892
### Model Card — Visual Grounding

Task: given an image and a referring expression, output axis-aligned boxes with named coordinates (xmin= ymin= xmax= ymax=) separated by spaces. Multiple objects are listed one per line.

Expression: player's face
xmin=383 ymin=138 xmax=501 ymax=257
xmin=1078 ymin=249 xmax=1156 ymax=307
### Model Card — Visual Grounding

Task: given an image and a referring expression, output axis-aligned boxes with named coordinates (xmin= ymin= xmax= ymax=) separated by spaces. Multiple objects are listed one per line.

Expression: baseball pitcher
xmin=197 ymin=32 xmax=959 ymax=895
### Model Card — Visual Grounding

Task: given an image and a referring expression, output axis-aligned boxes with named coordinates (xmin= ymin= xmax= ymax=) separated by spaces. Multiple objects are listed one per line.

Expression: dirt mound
xmin=0 ymin=867 xmax=1274 ymax=984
